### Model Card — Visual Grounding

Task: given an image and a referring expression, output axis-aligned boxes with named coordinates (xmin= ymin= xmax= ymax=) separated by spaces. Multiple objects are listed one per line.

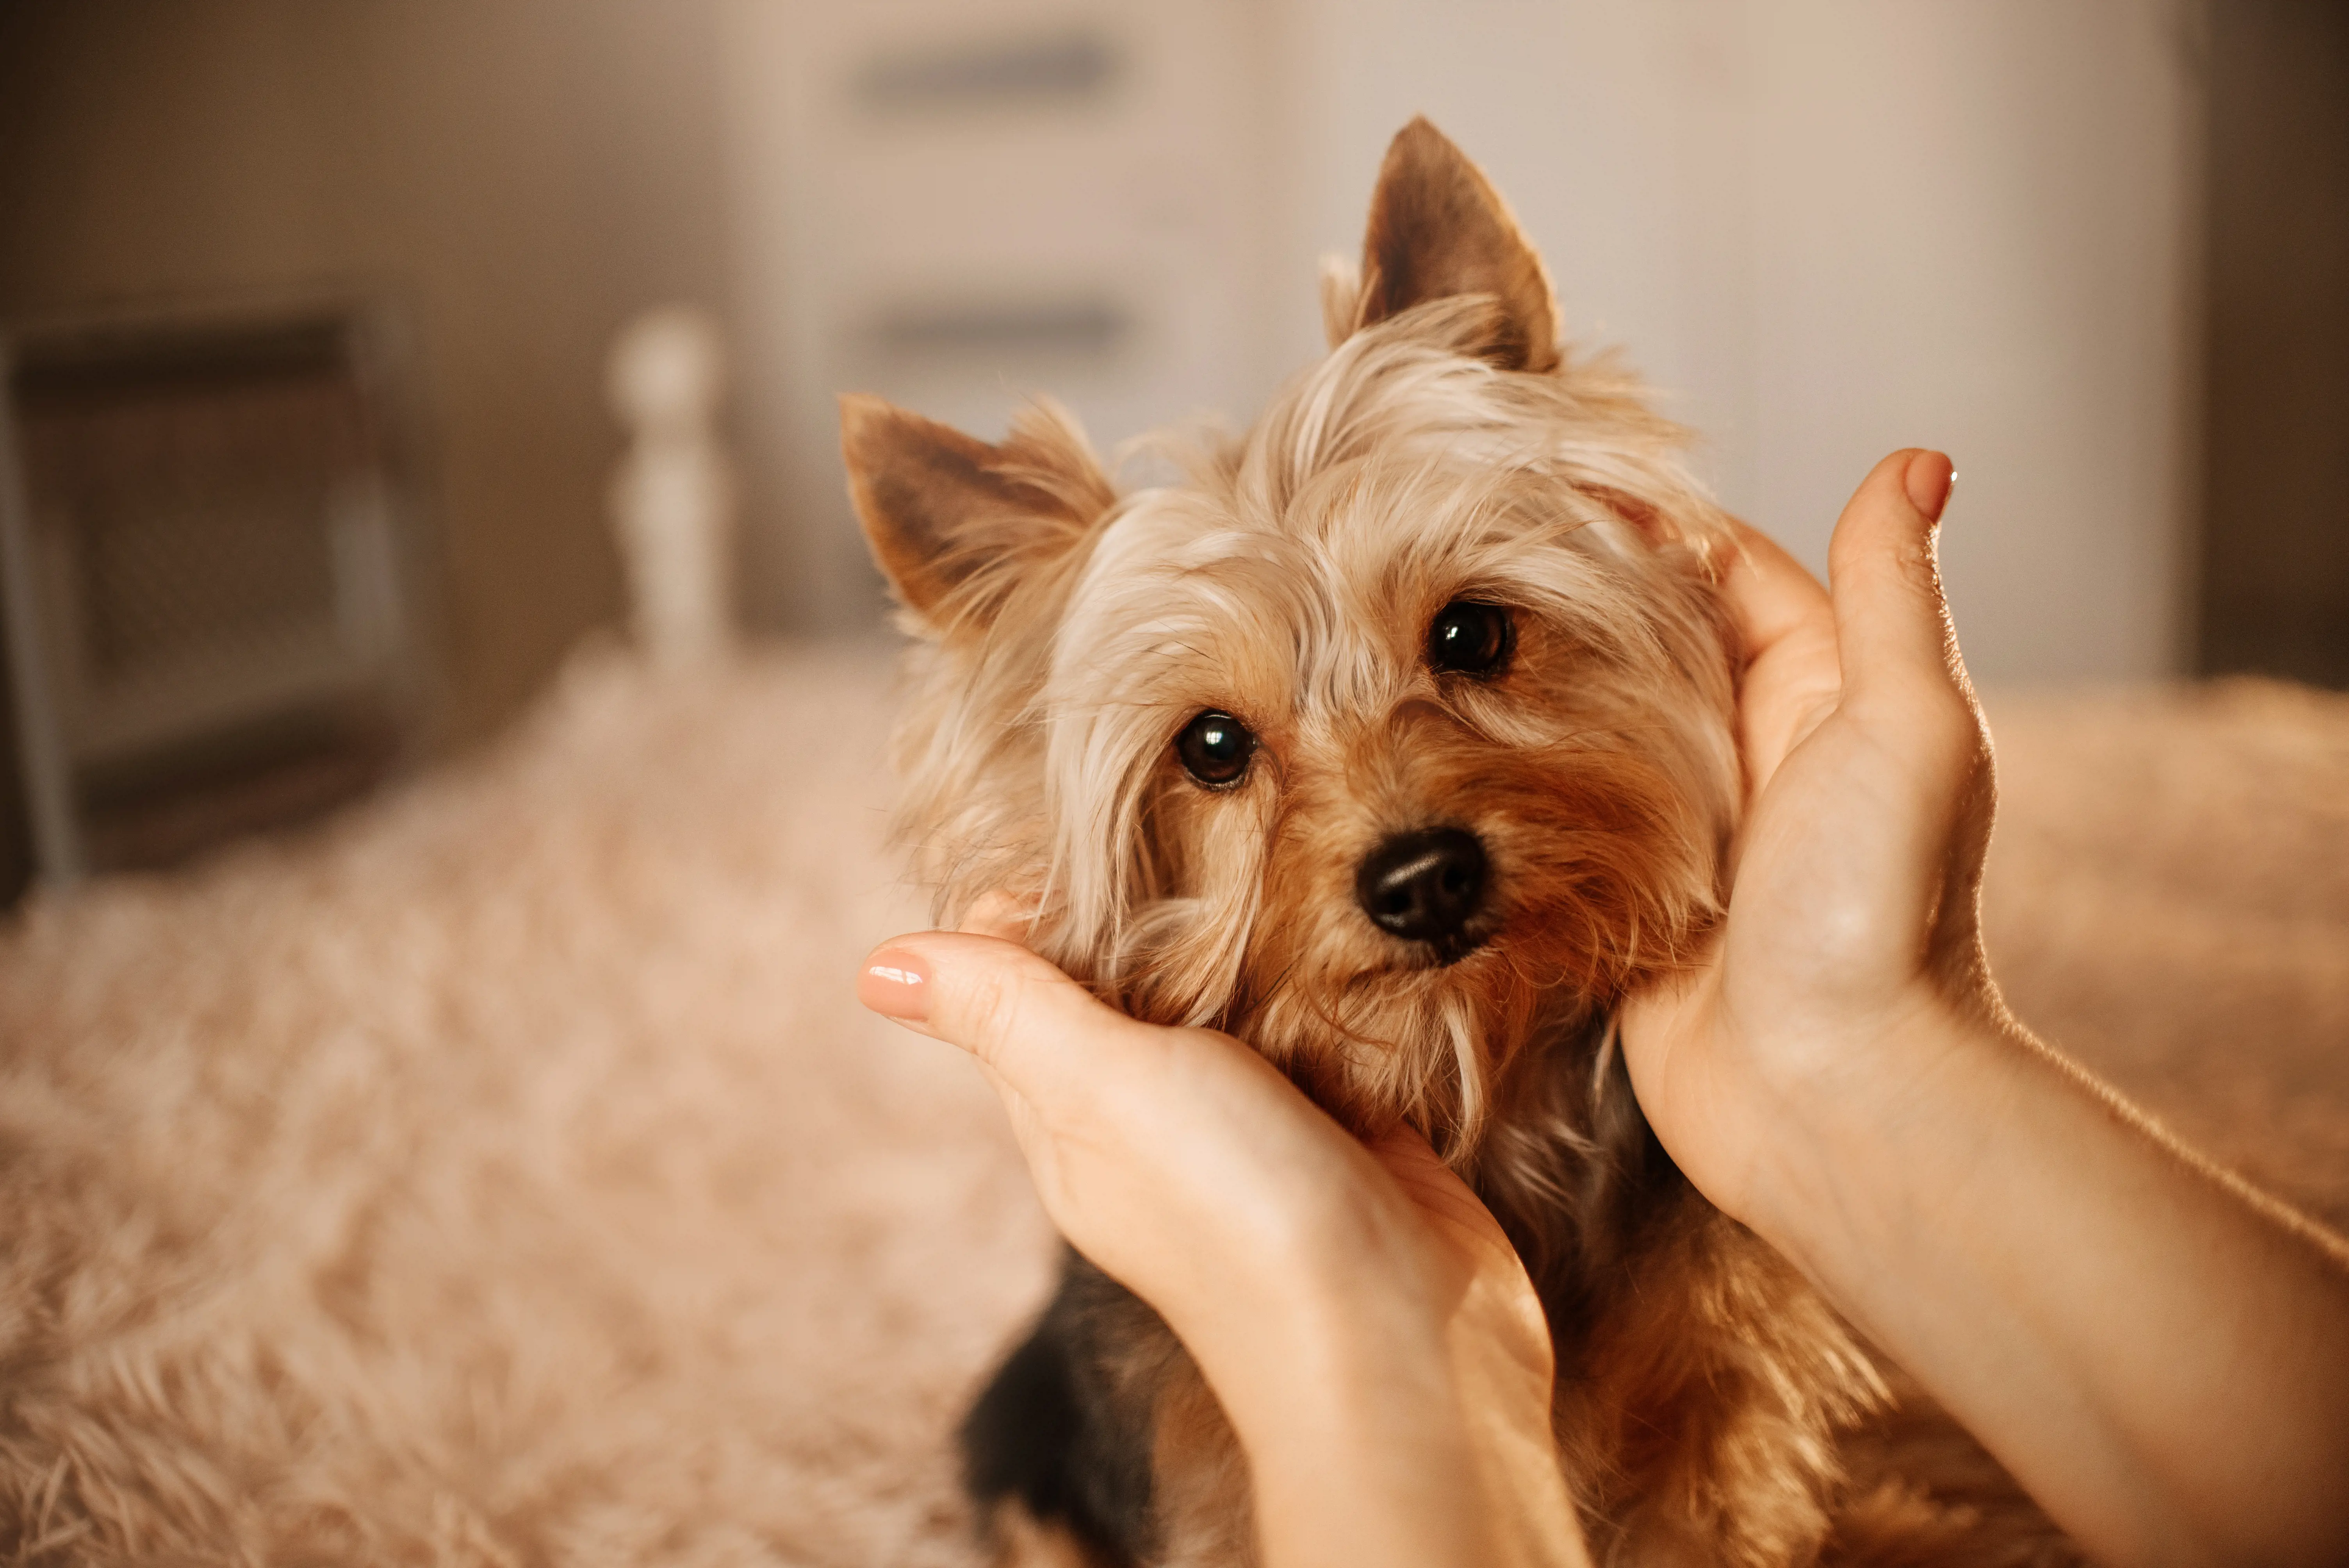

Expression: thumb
xmin=1827 ymin=448 xmax=1964 ymax=719
xmin=859 ymin=931 xmax=1144 ymax=1114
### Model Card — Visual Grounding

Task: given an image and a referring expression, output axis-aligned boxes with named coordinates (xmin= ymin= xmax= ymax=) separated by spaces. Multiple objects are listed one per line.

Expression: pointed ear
xmin=1349 ymin=116 xmax=1560 ymax=372
xmin=840 ymin=394 xmax=1113 ymax=633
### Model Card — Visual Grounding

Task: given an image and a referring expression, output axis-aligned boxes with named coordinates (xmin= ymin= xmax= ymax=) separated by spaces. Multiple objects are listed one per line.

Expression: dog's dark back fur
xmin=961 ymin=1253 xmax=1164 ymax=1564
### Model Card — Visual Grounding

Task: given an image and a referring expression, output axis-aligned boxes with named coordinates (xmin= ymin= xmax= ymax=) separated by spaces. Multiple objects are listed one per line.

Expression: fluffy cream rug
xmin=0 ymin=646 xmax=2342 ymax=1564
xmin=1985 ymin=679 xmax=2349 ymax=1235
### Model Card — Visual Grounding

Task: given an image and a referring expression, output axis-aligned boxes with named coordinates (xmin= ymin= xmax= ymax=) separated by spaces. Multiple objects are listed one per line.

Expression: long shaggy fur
xmin=898 ymin=294 xmax=1739 ymax=1154
xmin=848 ymin=120 xmax=2082 ymax=1565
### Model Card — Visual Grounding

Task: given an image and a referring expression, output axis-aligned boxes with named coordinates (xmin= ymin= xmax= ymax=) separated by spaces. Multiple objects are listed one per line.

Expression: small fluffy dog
xmin=844 ymin=119 xmax=2069 ymax=1567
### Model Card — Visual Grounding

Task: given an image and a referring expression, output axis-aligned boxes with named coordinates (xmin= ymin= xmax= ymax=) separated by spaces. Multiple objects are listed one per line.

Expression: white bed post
xmin=608 ymin=305 xmax=736 ymax=667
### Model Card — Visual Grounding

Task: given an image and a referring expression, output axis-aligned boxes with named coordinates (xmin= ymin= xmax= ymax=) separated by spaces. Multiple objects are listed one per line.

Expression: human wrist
xmin=1217 ymin=1275 xmax=1485 ymax=1568
xmin=1233 ymin=1326 xmax=1578 ymax=1568
xmin=1205 ymin=1215 xmax=1580 ymax=1568
xmin=1730 ymin=988 xmax=2014 ymax=1268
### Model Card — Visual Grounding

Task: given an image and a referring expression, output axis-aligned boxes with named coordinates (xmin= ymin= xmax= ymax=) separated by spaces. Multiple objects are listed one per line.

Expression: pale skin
xmin=859 ymin=450 xmax=2349 ymax=1568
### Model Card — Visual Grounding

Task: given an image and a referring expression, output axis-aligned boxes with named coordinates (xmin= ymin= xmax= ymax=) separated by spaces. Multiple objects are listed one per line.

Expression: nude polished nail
xmin=859 ymin=948 xmax=933 ymax=1020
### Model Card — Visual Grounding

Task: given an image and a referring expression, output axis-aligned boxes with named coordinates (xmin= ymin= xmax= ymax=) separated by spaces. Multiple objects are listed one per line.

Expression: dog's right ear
xmin=840 ymin=394 xmax=1113 ymax=636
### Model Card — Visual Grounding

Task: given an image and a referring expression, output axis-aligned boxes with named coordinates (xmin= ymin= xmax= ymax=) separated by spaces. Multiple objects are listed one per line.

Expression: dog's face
xmin=846 ymin=119 xmax=1739 ymax=1152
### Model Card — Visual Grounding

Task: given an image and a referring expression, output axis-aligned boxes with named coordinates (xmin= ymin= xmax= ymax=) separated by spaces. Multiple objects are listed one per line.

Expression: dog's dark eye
xmin=1175 ymin=710 xmax=1255 ymax=788
xmin=1427 ymin=600 xmax=1514 ymax=677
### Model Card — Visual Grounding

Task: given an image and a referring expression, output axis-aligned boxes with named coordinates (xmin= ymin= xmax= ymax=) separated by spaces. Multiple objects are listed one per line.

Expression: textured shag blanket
xmin=0 ymin=646 xmax=2342 ymax=1564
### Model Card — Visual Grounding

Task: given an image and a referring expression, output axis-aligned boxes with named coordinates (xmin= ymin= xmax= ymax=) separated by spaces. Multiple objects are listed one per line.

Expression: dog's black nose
xmin=1356 ymin=827 xmax=1488 ymax=948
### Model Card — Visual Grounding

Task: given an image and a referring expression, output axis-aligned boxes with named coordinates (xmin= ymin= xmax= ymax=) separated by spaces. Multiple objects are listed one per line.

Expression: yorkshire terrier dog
xmin=844 ymin=120 xmax=2067 ymax=1568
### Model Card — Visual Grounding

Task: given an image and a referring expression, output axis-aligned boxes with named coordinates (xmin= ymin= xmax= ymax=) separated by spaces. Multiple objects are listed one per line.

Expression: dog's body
xmin=844 ymin=120 xmax=2073 ymax=1566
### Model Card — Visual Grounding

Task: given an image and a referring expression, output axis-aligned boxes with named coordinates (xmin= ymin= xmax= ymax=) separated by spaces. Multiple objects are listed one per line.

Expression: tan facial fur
xmin=849 ymin=205 xmax=1738 ymax=1160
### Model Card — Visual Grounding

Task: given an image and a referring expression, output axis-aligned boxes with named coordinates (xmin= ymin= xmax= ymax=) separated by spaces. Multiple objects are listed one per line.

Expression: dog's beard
xmin=1234 ymin=946 xmax=1559 ymax=1155
xmin=1047 ymin=743 xmax=1723 ymax=1160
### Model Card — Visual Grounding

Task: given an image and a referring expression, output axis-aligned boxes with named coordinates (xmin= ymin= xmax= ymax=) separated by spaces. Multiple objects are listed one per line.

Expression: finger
xmin=1365 ymin=1125 xmax=1508 ymax=1233
xmin=858 ymin=930 xmax=1143 ymax=1110
xmin=1365 ymin=1122 xmax=1447 ymax=1181
xmin=1719 ymin=519 xmax=1843 ymax=788
xmin=1718 ymin=517 xmax=1831 ymax=660
xmin=1363 ymin=1130 xmax=1542 ymax=1330
xmin=1826 ymin=449 xmax=1966 ymax=715
xmin=959 ymin=889 xmax=1037 ymax=944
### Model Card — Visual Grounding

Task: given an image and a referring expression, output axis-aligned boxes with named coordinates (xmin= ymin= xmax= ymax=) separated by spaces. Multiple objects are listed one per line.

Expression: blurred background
xmin=0 ymin=0 xmax=2341 ymax=905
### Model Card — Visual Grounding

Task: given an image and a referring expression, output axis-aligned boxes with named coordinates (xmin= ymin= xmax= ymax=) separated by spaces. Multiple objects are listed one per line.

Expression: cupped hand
xmin=861 ymin=901 xmax=1537 ymax=1367
xmin=857 ymin=901 xmax=1581 ymax=1568
xmin=1620 ymin=449 xmax=1989 ymax=1231
xmin=1624 ymin=453 xmax=2349 ymax=1566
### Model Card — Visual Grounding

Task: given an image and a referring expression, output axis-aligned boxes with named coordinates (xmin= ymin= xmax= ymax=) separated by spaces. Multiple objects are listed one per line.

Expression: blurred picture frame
xmin=0 ymin=298 xmax=433 ymax=891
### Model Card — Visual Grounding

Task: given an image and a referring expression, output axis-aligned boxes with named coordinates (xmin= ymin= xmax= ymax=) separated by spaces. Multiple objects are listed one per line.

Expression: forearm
xmin=1746 ymin=1003 xmax=2349 ymax=1566
xmin=1223 ymin=1316 xmax=1494 ymax=1568
xmin=1180 ymin=1237 xmax=1588 ymax=1568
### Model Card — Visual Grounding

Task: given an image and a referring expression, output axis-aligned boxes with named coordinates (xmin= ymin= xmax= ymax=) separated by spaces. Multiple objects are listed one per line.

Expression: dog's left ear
xmin=841 ymin=394 xmax=1113 ymax=636
xmin=1344 ymin=116 xmax=1561 ymax=373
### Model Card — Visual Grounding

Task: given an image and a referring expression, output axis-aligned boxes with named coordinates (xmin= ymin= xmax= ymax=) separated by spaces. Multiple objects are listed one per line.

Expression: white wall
xmin=722 ymin=0 xmax=2203 ymax=679
xmin=1744 ymin=3 xmax=2200 ymax=681
xmin=1275 ymin=0 xmax=2203 ymax=682
xmin=719 ymin=0 xmax=1283 ymax=629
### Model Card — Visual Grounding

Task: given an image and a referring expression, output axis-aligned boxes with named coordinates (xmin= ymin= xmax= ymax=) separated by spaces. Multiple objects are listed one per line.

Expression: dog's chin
xmin=1408 ymin=932 xmax=1493 ymax=970
xmin=1351 ymin=924 xmax=1499 ymax=978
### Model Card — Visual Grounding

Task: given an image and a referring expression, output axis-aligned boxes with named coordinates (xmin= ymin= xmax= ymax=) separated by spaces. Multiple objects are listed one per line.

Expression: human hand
xmin=1619 ymin=449 xmax=1987 ymax=1233
xmin=859 ymin=902 xmax=1584 ymax=1568
xmin=1622 ymin=452 xmax=2349 ymax=1566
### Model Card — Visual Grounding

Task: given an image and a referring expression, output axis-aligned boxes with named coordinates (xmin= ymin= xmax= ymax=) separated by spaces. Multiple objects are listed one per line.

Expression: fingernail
xmin=1905 ymin=451 xmax=1956 ymax=524
xmin=859 ymin=947 xmax=932 ymax=1021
